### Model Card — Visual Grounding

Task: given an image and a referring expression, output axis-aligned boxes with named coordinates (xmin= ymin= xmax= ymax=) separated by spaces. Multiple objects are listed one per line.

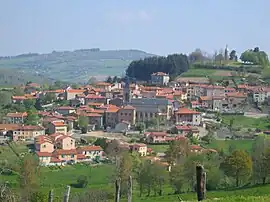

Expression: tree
xmin=201 ymin=131 xmax=214 ymax=144
xmin=215 ymin=54 xmax=224 ymax=64
xmin=112 ymin=76 xmax=118 ymax=83
xmin=39 ymin=93 xmax=56 ymax=105
xmin=71 ymin=83 xmax=80 ymax=89
xmin=0 ymin=92 xmax=12 ymax=106
xmin=24 ymin=110 xmax=40 ymax=125
xmin=221 ymin=150 xmax=252 ymax=187
xmin=19 ymin=154 xmax=40 ymax=201
xmin=126 ymin=54 xmax=189 ymax=81
xmin=12 ymin=86 xmax=24 ymax=96
xmin=23 ymin=99 xmax=36 ymax=110
xmin=135 ymin=122 xmax=145 ymax=133
xmin=240 ymin=48 xmax=269 ymax=66
xmin=106 ymin=76 xmax=113 ymax=84
xmin=169 ymin=164 xmax=185 ymax=194
xmin=229 ymin=50 xmax=237 ymax=61
xmin=116 ymin=152 xmax=133 ymax=196
xmin=165 ymin=138 xmax=190 ymax=166
xmin=78 ymin=116 xmax=88 ymax=133
xmin=76 ymin=175 xmax=88 ymax=188
xmin=251 ymin=136 xmax=270 ymax=184
xmin=94 ymin=138 xmax=108 ymax=150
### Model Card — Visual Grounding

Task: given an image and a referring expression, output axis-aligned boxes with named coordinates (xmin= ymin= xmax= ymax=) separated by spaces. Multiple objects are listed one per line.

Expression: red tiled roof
xmin=85 ymin=113 xmax=102 ymax=117
xmin=149 ymin=132 xmax=167 ymax=137
xmin=175 ymin=108 xmax=200 ymax=114
xmin=6 ymin=112 xmax=27 ymax=117
xmin=226 ymin=92 xmax=247 ymax=98
xmin=53 ymin=149 xmax=77 ymax=155
xmin=190 ymin=145 xmax=202 ymax=150
xmin=36 ymin=151 xmax=52 ymax=157
xmin=77 ymin=145 xmax=103 ymax=152
xmin=122 ymin=105 xmax=135 ymax=110
xmin=200 ymin=96 xmax=212 ymax=101
xmin=56 ymin=106 xmax=75 ymax=110
xmin=95 ymin=82 xmax=111 ymax=86
xmin=12 ymin=96 xmax=26 ymax=100
xmin=35 ymin=135 xmax=53 ymax=144
xmin=66 ymin=89 xmax=85 ymax=93
xmin=50 ymin=157 xmax=61 ymax=163
xmin=85 ymin=95 xmax=105 ymax=99
xmin=51 ymin=121 xmax=66 ymax=127
xmin=77 ymin=154 xmax=87 ymax=159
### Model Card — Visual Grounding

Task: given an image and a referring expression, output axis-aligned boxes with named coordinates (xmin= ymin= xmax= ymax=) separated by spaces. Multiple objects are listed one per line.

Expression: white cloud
xmin=107 ymin=9 xmax=154 ymax=24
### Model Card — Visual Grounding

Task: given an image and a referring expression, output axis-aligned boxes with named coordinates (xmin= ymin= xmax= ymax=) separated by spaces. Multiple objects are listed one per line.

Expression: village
xmin=0 ymin=71 xmax=269 ymax=168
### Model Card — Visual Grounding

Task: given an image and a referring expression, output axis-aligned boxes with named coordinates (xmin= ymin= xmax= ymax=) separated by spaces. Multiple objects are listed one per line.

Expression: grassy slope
xmin=0 ymin=50 xmax=154 ymax=83
xmin=1 ymin=144 xmax=270 ymax=201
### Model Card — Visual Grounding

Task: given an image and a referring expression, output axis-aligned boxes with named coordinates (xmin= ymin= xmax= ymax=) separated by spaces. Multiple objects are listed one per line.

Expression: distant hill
xmin=0 ymin=49 xmax=155 ymax=83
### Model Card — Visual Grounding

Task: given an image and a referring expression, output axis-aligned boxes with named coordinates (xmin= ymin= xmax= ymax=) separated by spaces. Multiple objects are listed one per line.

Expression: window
xmin=125 ymin=113 xmax=127 ymax=116
xmin=129 ymin=113 xmax=131 ymax=116
xmin=71 ymin=154 xmax=74 ymax=158
xmin=42 ymin=144 xmax=46 ymax=148
xmin=61 ymin=155 xmax=65 ymax=158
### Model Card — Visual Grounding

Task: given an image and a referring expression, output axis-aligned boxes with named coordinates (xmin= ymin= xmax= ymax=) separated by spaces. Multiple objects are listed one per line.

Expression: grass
xmin=180 ymin=68 xmax=217 ymax=77
xmin=205 ymin=139 xmax=253 ymax=154
xmin=221 ymin=115 xmax=270 ymax=130
xmin=148 ymin=144 xmax=169 ymax=153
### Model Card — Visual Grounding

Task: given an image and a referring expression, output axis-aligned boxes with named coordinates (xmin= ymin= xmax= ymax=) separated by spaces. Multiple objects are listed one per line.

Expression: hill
xmin=0 ymin=49 xmax=155 ymax=83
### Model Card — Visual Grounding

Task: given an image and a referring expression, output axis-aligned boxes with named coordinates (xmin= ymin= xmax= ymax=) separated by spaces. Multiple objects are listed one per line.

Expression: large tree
xmin=126 ymin=54 xmax=189 ymax=81
xmin=240 ymin=48 xmax=269 ymax=66
xmin=221 ymin=150 xmax=252 ymax=187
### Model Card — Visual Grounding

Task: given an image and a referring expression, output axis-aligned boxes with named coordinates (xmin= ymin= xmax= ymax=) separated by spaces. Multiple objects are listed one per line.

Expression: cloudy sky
xmin=0 ymin=0 xmax=269 ymax=56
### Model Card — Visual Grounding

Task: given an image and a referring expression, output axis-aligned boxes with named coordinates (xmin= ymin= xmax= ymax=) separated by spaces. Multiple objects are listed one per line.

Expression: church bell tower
xmin=123 ymin=76 xmax=131 ymax=105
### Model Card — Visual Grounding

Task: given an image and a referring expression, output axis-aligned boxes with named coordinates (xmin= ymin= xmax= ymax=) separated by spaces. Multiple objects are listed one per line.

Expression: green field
xmin=148 ymin=144 xmax=169 ymax=153
xmin=221 ymin=115 xmax=270 ymax=130
xmin=206 ymin=139 xmax=253 ymax=154
xmin=1 ymin=143 xmax=270 ymax=201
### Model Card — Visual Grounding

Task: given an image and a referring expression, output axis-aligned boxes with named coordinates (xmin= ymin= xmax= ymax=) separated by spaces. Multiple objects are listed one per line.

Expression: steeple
xmin=123 ymin=76 xmax=131 ymax=104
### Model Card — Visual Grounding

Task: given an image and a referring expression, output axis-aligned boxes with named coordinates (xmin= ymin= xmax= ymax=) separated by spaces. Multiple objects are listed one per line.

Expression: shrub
xmin=76 ymin=175 xmax=88 ymax=188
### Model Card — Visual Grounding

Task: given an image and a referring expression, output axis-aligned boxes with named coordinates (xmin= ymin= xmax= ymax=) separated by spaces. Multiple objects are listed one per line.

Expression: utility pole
xmin=63 ymin=185 xmax=71 ymax=202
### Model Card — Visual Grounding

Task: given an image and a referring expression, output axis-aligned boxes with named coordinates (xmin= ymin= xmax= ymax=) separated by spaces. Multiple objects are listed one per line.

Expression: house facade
xmin=151 ymin=72 xmax=170 ymax=86
xmin=5 ymin=112 xmax=27 ymax=124
xmin=175 ymin=108 xmax=201 ymax=126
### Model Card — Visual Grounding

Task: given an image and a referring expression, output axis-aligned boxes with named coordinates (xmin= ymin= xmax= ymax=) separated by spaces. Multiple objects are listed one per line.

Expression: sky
xmin=0 ymin=0 xmax=270 ymax=56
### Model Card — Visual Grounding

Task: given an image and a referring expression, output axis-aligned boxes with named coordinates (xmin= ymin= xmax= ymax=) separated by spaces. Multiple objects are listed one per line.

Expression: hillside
xmin=0 ymin=49 xmax=155 ymax=83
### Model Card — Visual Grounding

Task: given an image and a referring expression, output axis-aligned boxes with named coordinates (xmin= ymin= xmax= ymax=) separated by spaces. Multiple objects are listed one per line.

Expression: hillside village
xmin=1 ymin=68 xmax=270 ymax=168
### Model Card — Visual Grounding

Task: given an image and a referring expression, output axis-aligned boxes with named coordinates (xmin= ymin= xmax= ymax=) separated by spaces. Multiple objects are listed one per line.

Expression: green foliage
xmin=78 ymin=116 xmax=88 ymax=133
xmin=106 ymin=76 xmax=113 ymax=83
xmin=76 ymin=175 xmax=89 ymax=188
xmin=12 ymin=86 xmax=24 ymax=96
xmin=240 ymin=48 xmax=269 ymax=67
xmin=24 ymin=110 xmax=40 ymax=125
xmin=23 ymin=99 xmax=36 ymax=110
xmin=135 ymin=122 xmax=145 ymax=133
xmin=39 ymin=93 xmax=56 ymax=105
xmin=0 ymin=91 xmax=12 ymax=106
xmin=93 ymin=138 xmax=108 ymax=150
xmin=221 ymin=150 xmax=252 ymax=187
xmin=126 ymin=54 xmax=189 ymax=81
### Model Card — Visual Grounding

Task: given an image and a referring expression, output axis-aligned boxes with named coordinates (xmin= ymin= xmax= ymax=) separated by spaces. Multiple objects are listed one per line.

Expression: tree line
xmin=126 ymin=54 xmax=190 ymax=81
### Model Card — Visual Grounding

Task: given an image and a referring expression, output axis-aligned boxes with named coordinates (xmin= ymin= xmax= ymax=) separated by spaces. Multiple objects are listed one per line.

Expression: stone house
xmin=175 ymin=108 xmax=201 ymax=126
xmin=47 ymin=120 xmax=67 ymax=135
xmin=146 ymin=132 xmax=168 ymax=143
xmin=151 ymin=72 xmax=170 ymax=86
xmin=129 ymin=143 xmax=147 ymax=156
xmin=5 ymin=112 xmax=27 ymax=124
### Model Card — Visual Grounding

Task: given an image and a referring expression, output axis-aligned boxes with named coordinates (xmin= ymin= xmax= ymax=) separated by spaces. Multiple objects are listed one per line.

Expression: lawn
xmin=205 ymin=139 xmax=254 ymax=154
xmin=221 ymin=115 xmax=270 ymax=130
xmin=148 ymin=144 xmax=169 ymax=153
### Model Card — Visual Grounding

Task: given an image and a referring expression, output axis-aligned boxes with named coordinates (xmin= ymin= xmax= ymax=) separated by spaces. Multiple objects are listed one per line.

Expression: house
xmin=36 ymin=152 xmax=53 ymax=166
xmin=47 ymin=120 xmax=67 ymax=135
xmin=84 ymin=113 xmax=103 ymax=130
xmin=51 ymin=134 xmax=76 ymax=150
xmin=129 ymin=143 xmax=147 ymax=156
xmin=117 ymin=105 xmax=136 ymax=125
xmin=145 ymin=132 xmax=168 ymax=143
xmin=65 ymin=89 xmax=85 ymax=100
xmin=173 ymin=125 xmax=199 ymax=137
xmin=85 ymin=95 xmax=106 ymax=104
xmin=5 ymin=112 xmax=27 ymax=124
xmin=226 ymin=92 xmax=247 ymax=108
xmin=12 ymin=125 xmax=45 ymax=141
xmin=251 ymin=87 xmax=270 ymax=103
xmin=55 ymin=106 xmax=76 ymax=115
xmin=94 ymin=82 xmax=112 ymax=91
xmin=130 ymin=98 xmax=173 ymax=122
xmin=35 ymin=135 xmax=54 ymax=153
xmin=175 ymin=108 xmax=201 ymax=126
xmin=53 ymin=149 xmax=78 ymax=163
xmin=77 ymin=145 xmax=104 ymax=161
xmin=11 ymin=96 xmax=27 ymax=104
xmin=105 ymin=107 xmax=119 ymax=127
xmin=151 ymin=72 xmax=170 ymax=86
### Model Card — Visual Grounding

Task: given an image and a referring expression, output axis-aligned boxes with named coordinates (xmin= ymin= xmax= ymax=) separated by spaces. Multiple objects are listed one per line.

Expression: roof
xmin=56 ymin=106 xmax=75 ymax=110
xmin=66 ymin=89 xmax=85 ymax=93
xmin=53 ymin=149 xmax=77 ymax=155
xmin=51 ymin=121 xmax=66 ymax=127
xmin=50 ymin=157 xmax=62 ymax=163
xmin=85 ymin=113 xmax=102 ymax=117
xmin=88 ymin=102 xmax=103 ymax=106
xmin=12 ymin=96 xmax=26 ymax=100
xmin=6 ymin=112 xmax=27 ymax=117
xmin=0 ymin=124 xmax=21 ymax=131
xmin=200 ymin=96 xmax=212 ymax=101
xmin=35 ymin=135 xmax=53 ymax=144
xmin=77 ymin=154 xmax=87 ymax=159
xmin=226 ymin=92 xmax=247 ymax=98
xmin=36 ymin=151 xmax=52 ymax=157
xmin=95 ymin=82 xmax=111 ymax=86
xmin=106 ymin=108 xmax=119 ymax=113
xmin=175 ymin=108 xmax=200 ymax=114
xmin=149 ymin=132 xmax=167 ymax=137
xmin=130 ymin=98 xmax=171 ymax=106
xmin=16 ymin=125 xmax=44 ymax=131
xmin=85 ymin=95 xmax=105 ymax=99
xmin=77 ymin=145 xmax=103 ymax=152
xmin=190 ymin=145 xmax=203 ymax=150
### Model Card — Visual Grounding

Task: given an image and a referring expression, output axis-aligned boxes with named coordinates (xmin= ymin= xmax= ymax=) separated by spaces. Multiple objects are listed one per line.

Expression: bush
xmin=76 ymin=175 xmax=88 ymax=188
